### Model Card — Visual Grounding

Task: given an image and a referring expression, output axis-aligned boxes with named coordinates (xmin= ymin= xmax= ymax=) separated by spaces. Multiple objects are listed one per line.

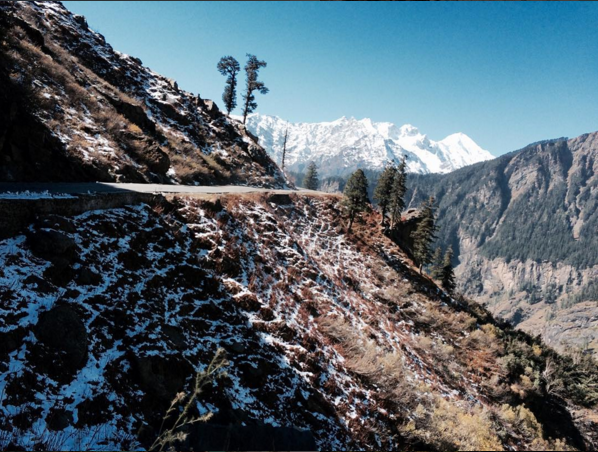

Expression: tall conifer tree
xmin=442 ymin=246 xmax=456 ymax=295
xmin=303 ymin=162 xmax=319 ymax=190
xmin=342 ymin=169 xmax=370 ymax=232
xmin=412 ymin=196 xmax=437 ymax=273
xmin=430 ymin=247 xmax=444 ymax=280
xmin=389 ymin=156 xmax=407 ymax=228
xmin=217 ymin=56 xmax=240 ymax=116
xmin=373 ymin=164 xmax=397 ymax=225
xmin=241 ymin=54 xmax=268 ymax=124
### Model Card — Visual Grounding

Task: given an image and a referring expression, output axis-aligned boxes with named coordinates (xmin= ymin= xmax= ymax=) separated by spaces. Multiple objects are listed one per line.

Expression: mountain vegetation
xmin=0 ymin=2 xmax=284 ymax=187
xmin=216 ymin=56 xmax=240 ymax=116
xmin=407 ymin=132 xmax=598 ymax=354
xmin=1 ymin=191 xmax=598 ymax=450
xmin=342 ymin=169 xmax=370 ymax=232
xmin=411 ymin=197 xmax=438 ymax=273
xmin=302 ymin=161 xmax=320 ymax=190
xmin=389 ymin=157 xmax=408 ymax=228
xmin=372 ymin=163 xmax=396 ymax=224
xmin=241 ymin=54 xmax=269 ymax=124
xmin=442 ymin=247 xmax=456 ymax=295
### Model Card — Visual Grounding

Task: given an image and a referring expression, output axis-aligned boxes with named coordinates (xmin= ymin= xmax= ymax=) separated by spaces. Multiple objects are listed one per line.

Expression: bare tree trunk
xmin=242 ymin=93 xmax=251 ymax=124
xmin=380 ymin=206 xmax=387 ymax=226
xmin=348 ymin=211 xmax=355 ymax=233
xmin=281 ymin=127 xmax=288 ymax=172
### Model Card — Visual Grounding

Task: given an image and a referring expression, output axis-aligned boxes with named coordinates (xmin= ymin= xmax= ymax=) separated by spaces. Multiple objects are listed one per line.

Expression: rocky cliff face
xmin=1 ymin=192 xmax=597 ymax=450
xmin=407 ymin=131 xmax=598 ymax=354
xmin=0 ymin=2 xmax=286 ymax=187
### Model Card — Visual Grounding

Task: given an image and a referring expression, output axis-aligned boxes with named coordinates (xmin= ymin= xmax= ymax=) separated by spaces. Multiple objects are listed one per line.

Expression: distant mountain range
xmin=240 ymin=113 xmax=495 ymax=177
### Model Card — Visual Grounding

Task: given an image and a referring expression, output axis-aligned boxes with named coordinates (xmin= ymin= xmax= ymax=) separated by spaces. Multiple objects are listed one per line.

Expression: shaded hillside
xmin=0 ymin=2 xmax=285 ymax=187
xmin=0 ymin=192 xmax=597 ymax=450
xmin=406 ymin=132 xmax=598 ymax=353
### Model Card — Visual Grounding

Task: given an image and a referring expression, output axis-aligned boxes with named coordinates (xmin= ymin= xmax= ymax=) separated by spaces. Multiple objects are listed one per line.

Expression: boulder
xmin=75 ymin=267 xmax=102 ymax=286
xmin=200 ymin=99 xmax=223 ymax=120
xmin=267 ymin=193 xmax=293 ymax=205
xmin=34 ymin=306 xmax=88 ymax=380
xmin=47 ymin=408 xmax=74 ymax=431
xmin=43 ymin=256 xmax=77 ymax=287
xmin=103 ymin=94 xmax=156 ymax=135
xmin=162 ymin=325 xmax=187 ymax=350
xmin=132 ymin=140 xmax=171 ymax=175
xmin=72 ymin=14 xmax=88 ymax=30
xmin=132 ymin=354 xmax=193 ymax=405
xmin=37 ymin=215 xmax=76 ymax=233
xmin=26 ymin=230 xmax=77 ymax=263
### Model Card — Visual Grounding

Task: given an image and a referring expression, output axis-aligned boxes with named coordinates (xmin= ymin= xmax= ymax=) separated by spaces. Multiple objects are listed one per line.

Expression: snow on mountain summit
xmin=241 ymin=113 xmax=495 ymax=177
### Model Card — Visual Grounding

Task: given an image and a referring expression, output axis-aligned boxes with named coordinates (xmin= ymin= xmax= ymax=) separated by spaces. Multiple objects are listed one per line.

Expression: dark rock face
xmin=267 ymin=193 xmax=293 ymax=205
xmin=75 ymin=267 xmax=102 ymax=286
xmin=103 ymin=92 xmax=156 ymax=134
xmin=199 ymin=99 xmax=223 ymax=120
xmin=47 ymin=407 xmax=74 ymax=431
xmin=387 ymin=208 xmax=422 ymax=257
xmin=133 ymin=355 xmax=193 ymax=402
xmin=27 ymin=229 xmax=78 ymax=285
xmin=132 ymin=354 xmax=194 ymax=424
xmin=188 ymin=424 xmax=317 ymax=451
xmin=33 ymin=306 xmax=88 ymax=381
xmin=0 ymin=83 xmax=104 ymax=183
xmin=26 ymin=230 xmax=77 ymax=263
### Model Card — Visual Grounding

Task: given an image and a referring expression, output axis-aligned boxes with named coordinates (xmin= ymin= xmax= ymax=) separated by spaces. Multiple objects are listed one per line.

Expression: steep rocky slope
xmin=1 ymin=192 xmax=597 ymax=450
xmin=407 ymin=131 xmax=598 ymax=354
xmin=0 ymin=2 xmax=285 ymax=187
xmin=241 ymin=113 xmax=494 ymax=178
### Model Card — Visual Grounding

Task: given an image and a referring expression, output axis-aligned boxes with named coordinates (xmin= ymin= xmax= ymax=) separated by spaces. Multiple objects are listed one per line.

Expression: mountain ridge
xmin=406 ymin=129 xmax=598 ymax=354
xmin=240 ymin=113 xmax=494 ymax=177
xmin=0 ymin=1 xmax=286 ymax=188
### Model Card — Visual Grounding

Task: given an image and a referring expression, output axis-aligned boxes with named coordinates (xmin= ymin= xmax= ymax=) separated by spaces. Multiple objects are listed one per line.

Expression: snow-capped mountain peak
xmin=241 ymin=113 xmax=494 ymax=177
xmin=399 ymin=124 xmax=421 ymax=137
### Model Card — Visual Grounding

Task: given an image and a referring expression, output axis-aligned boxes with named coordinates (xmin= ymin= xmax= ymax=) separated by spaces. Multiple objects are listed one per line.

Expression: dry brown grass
xmin=406 ymin=397 xmax=504 ymax=452
xmin=201 ymin=153 xmax=231 ymax=178
xmin=127 ymin=123 xmax=143 ymax=134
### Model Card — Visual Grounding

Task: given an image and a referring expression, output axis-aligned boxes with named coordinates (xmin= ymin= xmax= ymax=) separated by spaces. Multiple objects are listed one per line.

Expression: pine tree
xmin=441 ymin=246 xmax=456 ymax=295
xmin=342 ymin=169 xmax=370 ymax=232
xmin=412 ymin=196 xmax=437 ymax=273
xmin=373 ymin=163 xmax=397 ymax=225
xmin=241 ymin=54 xmax=268 ymax=124
xmin=389 ymin=156 xmax=407 ymax=228
xmin=217 ymin=56 xmax=240 ymax=116
xmin=303 ymin=162 xmax=319 ymax=190
xmin=430 ymin=247 xmax=443 ymax=280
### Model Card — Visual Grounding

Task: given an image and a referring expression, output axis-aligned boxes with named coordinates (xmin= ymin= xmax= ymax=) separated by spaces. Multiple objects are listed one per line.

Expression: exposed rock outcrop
xmin=0 ymin=2 xmax=286 ymax=187
xmin=33 ymin=305 xmax=88 ymax=381
xmin=407 ymin=131 xmax=598 ymax=354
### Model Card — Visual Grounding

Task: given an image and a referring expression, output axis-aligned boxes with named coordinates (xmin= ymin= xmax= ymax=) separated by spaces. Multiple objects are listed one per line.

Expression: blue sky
xmin=63 ymin=1 xmax=598 ymax=156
